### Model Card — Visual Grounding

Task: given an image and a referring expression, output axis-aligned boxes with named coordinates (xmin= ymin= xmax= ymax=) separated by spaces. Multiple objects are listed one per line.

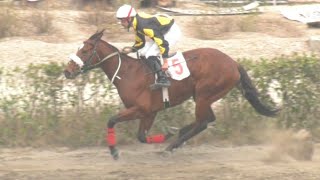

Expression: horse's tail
xmin=237 ymin=65 xmax=280 ymax=117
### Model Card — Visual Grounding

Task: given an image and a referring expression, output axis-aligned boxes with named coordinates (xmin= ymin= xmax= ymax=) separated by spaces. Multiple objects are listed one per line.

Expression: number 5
xmin=172 ymin=59 xmax=183 ymax=75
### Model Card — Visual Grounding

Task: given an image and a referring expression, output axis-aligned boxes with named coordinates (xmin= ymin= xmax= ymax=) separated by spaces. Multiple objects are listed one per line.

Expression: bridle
xmin=70 ymin=39 xmax=122 ymax=83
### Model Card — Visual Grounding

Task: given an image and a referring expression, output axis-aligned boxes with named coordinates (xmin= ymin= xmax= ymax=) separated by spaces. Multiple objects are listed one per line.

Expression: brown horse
xmin=64 ymin=30 xmax=279 ymax=160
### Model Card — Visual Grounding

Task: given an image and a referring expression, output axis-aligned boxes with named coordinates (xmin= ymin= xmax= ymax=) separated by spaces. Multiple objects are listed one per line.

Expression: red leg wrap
xmin=106 ymin=128 xmax=116 ymax=146
xmin=146 ymin=134 xmax=165 ymax=143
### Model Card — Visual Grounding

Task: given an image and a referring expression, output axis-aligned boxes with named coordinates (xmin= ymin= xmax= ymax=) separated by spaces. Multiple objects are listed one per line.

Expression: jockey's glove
xmin=162 ymin=58 xmax=169 ymax=71
xmin=121 ymin=46 xmax=137 ymax=54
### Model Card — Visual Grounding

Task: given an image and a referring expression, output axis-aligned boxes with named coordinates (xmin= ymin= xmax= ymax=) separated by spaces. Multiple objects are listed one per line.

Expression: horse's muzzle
xmin=64 ymin=70 xmax=78 ymax=79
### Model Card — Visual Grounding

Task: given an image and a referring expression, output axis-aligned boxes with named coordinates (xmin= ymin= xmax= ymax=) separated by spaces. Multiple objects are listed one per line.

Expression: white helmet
xmin=116 ymin=4 xmax=137 ymax=19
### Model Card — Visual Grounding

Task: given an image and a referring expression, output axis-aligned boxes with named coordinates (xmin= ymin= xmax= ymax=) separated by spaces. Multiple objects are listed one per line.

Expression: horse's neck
xmin=99 ymin=42 xmax=143 ymax=87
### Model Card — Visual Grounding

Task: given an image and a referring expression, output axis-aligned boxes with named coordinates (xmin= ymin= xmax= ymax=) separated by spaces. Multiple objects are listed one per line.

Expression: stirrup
xmin=157 ymin=81 xmax=171 ymax=87
xmin=150 ymin=81 xmax=171 ymax=90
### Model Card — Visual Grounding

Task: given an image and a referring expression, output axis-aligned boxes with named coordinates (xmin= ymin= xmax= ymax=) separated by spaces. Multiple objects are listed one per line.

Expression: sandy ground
xmin=0 ymin=143 xmax=319 ymax=180
xmin=1 ymin=2 xmax=320 ymax=179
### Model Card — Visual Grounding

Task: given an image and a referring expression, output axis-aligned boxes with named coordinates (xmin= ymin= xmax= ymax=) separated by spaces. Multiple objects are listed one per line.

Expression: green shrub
xmin=216 ymin=54 xmax=320 ymax=144
xmin=0 ymin=54 xmax=320 ymax=147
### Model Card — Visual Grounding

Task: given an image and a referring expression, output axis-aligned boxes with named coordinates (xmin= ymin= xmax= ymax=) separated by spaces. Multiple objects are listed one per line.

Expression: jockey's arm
xmin=120 ymin=33 xmax=145 ymax=54
xmin=132 ymin=32 xmax=145 ymax=51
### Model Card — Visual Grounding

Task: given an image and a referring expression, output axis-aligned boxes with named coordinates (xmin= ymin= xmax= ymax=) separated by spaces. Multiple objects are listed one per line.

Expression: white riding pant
xmin=138 ymin=23 xmax=181 ymax=58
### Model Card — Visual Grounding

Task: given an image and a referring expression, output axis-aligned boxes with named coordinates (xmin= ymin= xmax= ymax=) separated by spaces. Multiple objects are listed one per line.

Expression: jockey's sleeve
xmin=143 ymin=28 xmax=169 ymax=58
xmin=133 ymin=32 xmax=145 ymax=50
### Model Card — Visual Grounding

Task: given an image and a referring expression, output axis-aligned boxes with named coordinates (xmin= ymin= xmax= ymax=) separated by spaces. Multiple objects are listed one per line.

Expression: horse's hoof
xmin=160 ymin=150 xmax=172 ymax=158
xmin=111 ymin=148 xmax=120 ymax=160
xmin=112 ymin=154 xmax=119 ymax=160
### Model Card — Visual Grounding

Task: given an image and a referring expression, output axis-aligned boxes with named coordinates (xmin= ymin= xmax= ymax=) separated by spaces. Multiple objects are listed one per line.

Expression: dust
xmin=264 ymin=129 xmax=314 ymax=162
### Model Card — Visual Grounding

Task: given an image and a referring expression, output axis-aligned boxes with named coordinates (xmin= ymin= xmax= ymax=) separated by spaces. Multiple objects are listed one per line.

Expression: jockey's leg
xmin=138 ymin=41 xmax=154 ymax=57
xmin=147 ymin=56 xmax=171 ymax=88
xmin=137 ymin=113 xmax=175 ymax=144
xmin=143 ymin=40 xmax=170 ymax=89
xmin=164 ymin=23 xmax=181 ymax=47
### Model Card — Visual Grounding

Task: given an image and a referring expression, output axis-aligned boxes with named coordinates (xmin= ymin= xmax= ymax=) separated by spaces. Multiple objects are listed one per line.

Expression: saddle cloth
xmin=165 ymin=51 xmax=190 ymax=80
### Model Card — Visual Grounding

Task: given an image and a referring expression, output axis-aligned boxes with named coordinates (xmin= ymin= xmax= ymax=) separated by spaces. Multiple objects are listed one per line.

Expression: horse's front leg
xmin=106 ymin=106 xmax=142 ymax=160
xmin=137 ymin=113 xmax=175 ymax=144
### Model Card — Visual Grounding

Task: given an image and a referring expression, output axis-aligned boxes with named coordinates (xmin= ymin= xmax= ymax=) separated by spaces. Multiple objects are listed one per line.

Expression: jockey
xmin=116 ymin=4 xmax=182 ymax=89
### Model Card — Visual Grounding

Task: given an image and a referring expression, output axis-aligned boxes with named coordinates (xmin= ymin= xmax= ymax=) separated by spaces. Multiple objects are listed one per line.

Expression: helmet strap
xmin=127 ymin=18 xmax=133 ymax=32
xmin=126 ymin=7 xmax=133 ymax=32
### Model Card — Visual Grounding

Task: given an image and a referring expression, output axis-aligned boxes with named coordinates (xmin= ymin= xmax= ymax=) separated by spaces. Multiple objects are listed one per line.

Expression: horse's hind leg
xmin=178 ymin=109 xmax=215 ymax=138
xmin=165 ymin=104 xmax=216 ymax=151
xmin=137 ymin=113 xmax=175 ymax=144
xmin=178 ymin=123 xmax=194 ymax=138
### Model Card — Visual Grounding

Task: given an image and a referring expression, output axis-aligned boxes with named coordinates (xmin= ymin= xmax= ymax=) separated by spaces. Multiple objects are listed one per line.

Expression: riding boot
xmin=147 ymin=56 xmax=171 ymax=89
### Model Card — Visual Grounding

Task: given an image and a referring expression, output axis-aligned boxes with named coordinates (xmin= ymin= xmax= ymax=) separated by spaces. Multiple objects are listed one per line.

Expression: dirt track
xmin=1 ymin=143 xmax=320 ymax=180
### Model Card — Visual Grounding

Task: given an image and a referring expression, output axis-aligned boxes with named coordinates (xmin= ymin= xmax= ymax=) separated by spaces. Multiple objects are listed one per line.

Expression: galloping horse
xmin=64 ymin=30 xmax=279 ymax=160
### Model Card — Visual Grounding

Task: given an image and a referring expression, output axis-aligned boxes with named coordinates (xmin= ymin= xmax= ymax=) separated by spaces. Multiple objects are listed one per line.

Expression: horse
xmin=64 ymin=29 xmax=280 ymax=160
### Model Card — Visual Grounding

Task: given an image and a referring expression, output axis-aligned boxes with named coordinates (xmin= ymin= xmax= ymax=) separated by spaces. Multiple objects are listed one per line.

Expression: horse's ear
xmin=100 ymin=29 xmax=106 ymax=34
xmin=97 ymin=29 xmax=105 ymax=39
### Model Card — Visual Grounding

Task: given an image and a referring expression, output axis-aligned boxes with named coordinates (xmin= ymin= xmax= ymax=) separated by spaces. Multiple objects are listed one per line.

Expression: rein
xmin=81 ymin=50 xmax=122 ymax=84
xmin=69 ymin=36 xmax=125 ymax=84
xmin=81 ymin=51 xmax=118 ymax=72
xmin=81 ymin=51 xmax=121 ymax=83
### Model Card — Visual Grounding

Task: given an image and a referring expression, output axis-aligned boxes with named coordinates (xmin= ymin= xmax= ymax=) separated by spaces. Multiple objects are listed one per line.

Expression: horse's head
xmin=64 ymin=29 xmax=105 ymax=79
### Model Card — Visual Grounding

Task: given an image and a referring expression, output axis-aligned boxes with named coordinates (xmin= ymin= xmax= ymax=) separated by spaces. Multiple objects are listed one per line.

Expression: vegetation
xmin=0 ymin=54 xmax=319 ymax=147
xmin=0 ymin=6 xmax=17 ymax=38
xmin=31 ymin=11 xmax=53 ymax=34
xmin=215 ymin=54 xmax=320 ymax=144
xmin=0 ymin=5 xmax=53 ymax=38
xmin=0 ymin=0 xmax=317 ymax=147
